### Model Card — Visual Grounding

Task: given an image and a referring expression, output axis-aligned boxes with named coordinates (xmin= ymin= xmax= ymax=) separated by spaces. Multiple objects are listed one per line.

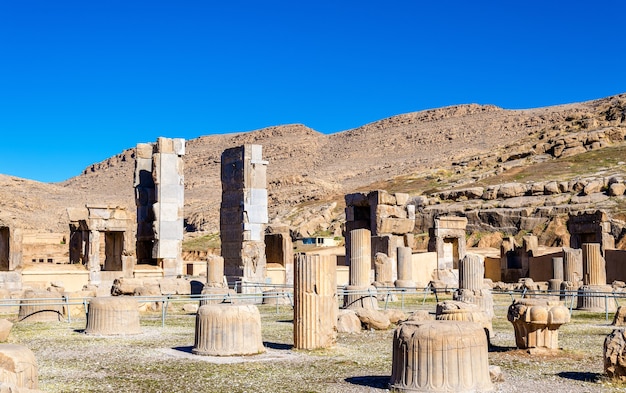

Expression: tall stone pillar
xmin=454 ymin=254 xmax=494 ymax=325
xmin=552 ymin=257 xmax=564 ymax=281
xmin=88 ymin=230 xmax=101 ymax=285
xmin=134 ymin=137 xmax=185 ymax=277
xmin=294 ymin=254 xmax=337 ymax=350
xmin=583 ymin=243 xmax=606 ymax=285
xmin=395 ymin=246 xmax=416 ymax=288
xmin=221 ymin=145 xmax=268 ymax=296
xmin=349 ymin=229 xmax=371 ymax=286
xmin=578 ymin=243 xmax=614 ymax=312
xmin=563 ymin=247 xmax=583 ymax=284
xmin=344 ymin=229 xmax=377 ymax=309
xmin=152 ymin=138 xmax=185 ymax=277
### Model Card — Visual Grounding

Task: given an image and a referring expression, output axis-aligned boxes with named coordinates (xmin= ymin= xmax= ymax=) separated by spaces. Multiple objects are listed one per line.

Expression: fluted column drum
xmin=563 ymin=247 xmax=583 ymax=284
xmin=294 ymin=254 xmax=337 ymax=350
xmin=391 ymin=320 xmax=493 ymax=392
xmin=193 ymin=304 xmax=265 ymax=356
xmin=577 ymin=284 xmax=616 ymax=313
xmin=582 ymin=243 xmax=606 ymax=285
xmin=459 ymin=254 xmax=484 ymax=291
xmin=85 ymin=297 xmax=141 ymax=335
xmin=349 ymin=229 xmax=371 ymax=287
xmin=0 ymin=344 xmax=38 ymax=390
xmin=18 ymin=290 xmax=64 ymax=323
xmin=552 ymin=257 xmax=564 ymax=281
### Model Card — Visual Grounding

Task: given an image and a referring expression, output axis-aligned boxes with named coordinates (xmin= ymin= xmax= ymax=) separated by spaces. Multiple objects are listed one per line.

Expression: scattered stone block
xmin=380 ymin=309 xmax=407 ymax=325
xmin=337 ymin=310 xmax=362 ymax=334
xmin=605 ymin=328 xmax=626 ymax=381
xmin=0 ymin=344 xmax=38 ymax=390
xmin=354 ymin=308 xmax=390 ymax=330
xmin=0 ymin=320 xmax=12 ymax=342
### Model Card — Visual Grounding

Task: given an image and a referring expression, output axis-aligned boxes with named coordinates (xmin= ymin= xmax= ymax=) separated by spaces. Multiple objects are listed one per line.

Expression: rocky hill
xmin=1 ymin=94 xmax=625 ymax=248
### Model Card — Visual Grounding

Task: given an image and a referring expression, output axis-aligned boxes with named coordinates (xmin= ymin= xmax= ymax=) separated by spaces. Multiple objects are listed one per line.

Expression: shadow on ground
xmin=345 ymin=376 xmax=390 ymax=389
xmin=173 ymin=346 xmax=193 ymax=354
xmin=557 ymin=371 xmax=602 ymax=382
xmin=263 ymin=342 xmax=292 ymax=350
xmin=489 ymin=344 xmax=517 ymax=353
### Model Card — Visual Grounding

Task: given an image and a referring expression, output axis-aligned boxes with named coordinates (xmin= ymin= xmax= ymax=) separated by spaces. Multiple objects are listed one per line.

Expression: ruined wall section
xmin=220 ymin=145 xmax=268 ymax=290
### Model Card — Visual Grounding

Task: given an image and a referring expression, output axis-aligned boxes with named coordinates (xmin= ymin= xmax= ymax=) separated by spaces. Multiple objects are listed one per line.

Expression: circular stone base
xmin=193 ymin=304 xmax=265 ymax=356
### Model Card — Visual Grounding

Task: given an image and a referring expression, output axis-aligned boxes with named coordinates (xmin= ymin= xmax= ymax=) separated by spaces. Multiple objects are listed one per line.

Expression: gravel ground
xmin=6 ymin=294 xmax=626 ymax=393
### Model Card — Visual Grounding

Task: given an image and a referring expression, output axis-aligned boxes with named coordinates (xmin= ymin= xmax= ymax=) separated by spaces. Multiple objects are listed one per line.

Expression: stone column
xmin=395 ymin=246 xmax=416 ymax=288
xmin=563 ymin=247 xmax=583 ymax=284
xmin=87 ymin=230 xmax=101 ymax=285
xmin=294 ymin=254 xmax=337 ymax=350
xmin=391 ymin=320 xmax=492 ymax=392
xmin=583 ymin=243 xmax=606 ymax=285
xmin=344 ymin=229 xmax=377 ymax=309
xmin=206 ymin=255 xmax=225 ymax=288
xmin=578 ymin=243 xmax=614 ymax=312
xmin=552 ymin=257 xmax=564 ymax=281
xmin=454 ymin=254 xmax=494 ymax=323
xmin=459 ymin=253 xmax=483 ymax=291
xmin=349 ymin=228 xmax=371 ymax=287
xmin=200 ymin=255 xmax=234 ymax=305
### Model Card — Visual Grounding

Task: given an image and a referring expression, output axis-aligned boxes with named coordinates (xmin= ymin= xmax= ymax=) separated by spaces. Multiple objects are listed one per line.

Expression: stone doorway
xmin=0 ymin=227 xmax=9 ymax=271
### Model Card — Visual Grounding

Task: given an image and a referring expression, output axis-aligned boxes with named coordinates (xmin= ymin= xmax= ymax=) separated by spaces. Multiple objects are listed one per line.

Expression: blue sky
xmin=1 ymin=1 xmax=625 ymax=183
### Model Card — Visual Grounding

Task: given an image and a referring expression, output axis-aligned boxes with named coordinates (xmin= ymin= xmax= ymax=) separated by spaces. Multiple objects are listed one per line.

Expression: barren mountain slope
xmin=3 ymin=94 xmax=625 ymax=235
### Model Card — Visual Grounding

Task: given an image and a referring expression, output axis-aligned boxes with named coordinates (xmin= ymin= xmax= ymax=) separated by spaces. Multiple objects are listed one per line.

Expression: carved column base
xmin=193 ymin=304 xmax=265 ymax=356
xmin=391 ymin=320 xmax=493 ymax=392
xmin=577 ymin=285 xmax=616 ymax=312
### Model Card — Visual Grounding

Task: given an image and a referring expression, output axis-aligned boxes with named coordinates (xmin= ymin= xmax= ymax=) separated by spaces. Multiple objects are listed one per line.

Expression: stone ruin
xmin=343 ymin=228 xmax=377 ymax=309
xmin=391 ymin=320 xmax=493 ymax=392
xmin=84 ymin=297 xmax=142 ymax=336
xmin=577 ymin=242 xmax=616 ymax=313
xmin=134 ymin=137 xmax=186 ymax=277
xmin=220 ymin=144 xmax=268 ymax=296
xmin=68 ymin=205 xmax=134 ymax=285
xmin=449 ymin=253 xmax=494 ymax=337
xmin=0 ymin=344 xmax=39 ymax=391
xmin=293 ymin=253 xmax=337 ymax=350
xmin=18 ymin=290 xmax=64 ymax=323
xmin=199 ymin=255 xmax=235 ymax=305
xmin=499 ymin=235 xmax=538 ymax=282
xmin=507 ymin=298 xmax=570 ymax=350
xmin=428 ymin=216 xmax=467 ymax=270
xmin=0 ymin=223 xmax=22 ymax=273
xmin=264 ymin=223 xmax=294 ymax=286
xmin=344 ymin=190 xmax=415 ymax=283
xmin=193 ymin=303 xmax=265 ymax=356
xmin=568 ymin=210 xmax=615 ymax=254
